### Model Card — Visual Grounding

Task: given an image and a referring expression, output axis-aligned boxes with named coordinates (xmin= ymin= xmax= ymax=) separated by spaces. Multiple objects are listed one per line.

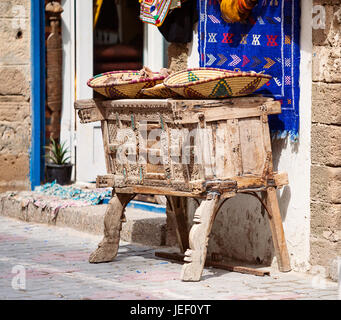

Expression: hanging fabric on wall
xmin=198 ymin=0 xmax=301 ymax=140
xmin=158 ymin=0 xmax=198 ymax=43
xmin=139 ymin=0 xmax=173 ymax=26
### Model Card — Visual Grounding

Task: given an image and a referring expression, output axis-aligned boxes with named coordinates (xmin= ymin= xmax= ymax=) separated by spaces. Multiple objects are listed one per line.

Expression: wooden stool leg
xmin=167 ymin=196 xmax=189 ymax=253
xmin=89 ymin=193 xmax=132 ymax=263
xmin=181 ymin=195 xmax=219 ymax=282
xmin=264 ymin=187 xmax=291 ymax=272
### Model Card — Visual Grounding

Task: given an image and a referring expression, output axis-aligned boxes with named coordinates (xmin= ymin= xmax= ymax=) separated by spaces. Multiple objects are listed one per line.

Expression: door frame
xmin=30 ymin=0 xmax=46 ymax=189
xmin=61 ymin=0 xmax=166 ymax=183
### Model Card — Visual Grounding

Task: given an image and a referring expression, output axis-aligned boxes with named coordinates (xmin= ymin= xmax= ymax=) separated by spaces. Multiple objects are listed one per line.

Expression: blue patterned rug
xmin=198 ymin=0 xmax=301 ymax=140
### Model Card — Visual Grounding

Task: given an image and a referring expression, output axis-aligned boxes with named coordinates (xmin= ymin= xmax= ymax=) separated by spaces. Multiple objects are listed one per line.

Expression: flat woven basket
xmin=163 ymin=68 xmax=271 ymax=99
xmin=141 ymin=83 xmax=182 ymax=98
xmin=87 ymin=70 xmax=166 ymax=99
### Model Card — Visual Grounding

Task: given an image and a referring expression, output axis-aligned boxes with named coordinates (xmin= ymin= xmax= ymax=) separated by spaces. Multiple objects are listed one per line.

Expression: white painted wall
xmin=187 ymin=0 xmax=312 ymax=272
xmin=61 ymin=0 xmax=76 ymax=181
xmin=143 ymin=24 xmax=166 ymax=72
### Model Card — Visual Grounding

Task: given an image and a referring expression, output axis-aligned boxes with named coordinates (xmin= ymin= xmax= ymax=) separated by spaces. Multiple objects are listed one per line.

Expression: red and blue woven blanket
xmin=198 ymin=0 xmax=301 ymax=140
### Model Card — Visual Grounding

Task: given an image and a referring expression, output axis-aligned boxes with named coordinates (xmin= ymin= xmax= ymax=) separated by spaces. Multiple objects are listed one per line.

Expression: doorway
xmin=61 ymin=0 xmax=167 ymax=183
xmin=93 ymin=0 xmax=143 ymax=76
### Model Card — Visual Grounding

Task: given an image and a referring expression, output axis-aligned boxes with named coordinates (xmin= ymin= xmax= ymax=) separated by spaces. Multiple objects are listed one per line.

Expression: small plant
xmin=45 ymin=138 xmax=70 ymax=165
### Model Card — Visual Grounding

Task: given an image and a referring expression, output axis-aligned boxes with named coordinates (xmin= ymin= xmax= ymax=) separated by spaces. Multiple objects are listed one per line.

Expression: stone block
xmin=0 ymin=119 xmax=31 ymax=155
xmin=312 ymin=3 xmax=341 ymax=47
xmin=312 ymin=46 xmax=341 ymax=83
xmin=0 ymin=153 xmax=29 ymax=182
xmin=0 ymin=18 xmax=30 ymax=65
xmin=0 ymin=99 xmax=30 ymax=122
xmin=0 ymin=192 xmax=170 ymax=248
xmin=312 ymin=82 xmax=341 ymax=125
xmin=0 ymin=66 xmax=30 ymax=98
xmin=0 ymin=0 xmax=30 ymax=18
xmin=310 ymin=236 xmax=339 ymax=268
xmin=167 ymin=43 xmax=189 ymax=73
xmin=311 ymin=123 xmax=341 ymax=166
xmin=312 ymin=5 xmax=334 ymax=46
xmin=311 ymin=165 xmax=341 ymax=204
xmin=311 ymin=202 xmax=341 ymax=235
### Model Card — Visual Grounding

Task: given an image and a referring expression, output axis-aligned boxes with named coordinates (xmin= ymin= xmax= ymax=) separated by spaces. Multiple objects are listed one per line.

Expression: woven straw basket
xmin=141 ymin=83 xmax=181 ymax=98
xmin=163 ymin=68 xmax=271 ymax=99
xmin=87 ymin=70 xmax=166 ymax=99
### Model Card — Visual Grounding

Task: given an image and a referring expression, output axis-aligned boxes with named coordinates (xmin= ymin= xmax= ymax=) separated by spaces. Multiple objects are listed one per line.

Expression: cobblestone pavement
xmin=0 ymin=216 xmax=338 ymax=300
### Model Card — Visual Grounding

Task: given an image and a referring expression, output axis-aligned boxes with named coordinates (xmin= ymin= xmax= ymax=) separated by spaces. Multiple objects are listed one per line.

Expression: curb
xmin=0 ymin=191 xmax=170 ymax=247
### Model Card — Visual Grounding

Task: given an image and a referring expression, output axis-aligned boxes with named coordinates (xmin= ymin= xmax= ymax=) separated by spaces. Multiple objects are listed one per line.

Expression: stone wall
xmin=0 ymin=0 xmax=31 ymax=192
xmin=311 ymin=0 xmax=341 ymax=280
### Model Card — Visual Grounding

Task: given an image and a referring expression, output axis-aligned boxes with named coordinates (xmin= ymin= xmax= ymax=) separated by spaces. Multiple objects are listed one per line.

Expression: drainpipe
xmin=30 ymin=0 xmax=46 ymax=189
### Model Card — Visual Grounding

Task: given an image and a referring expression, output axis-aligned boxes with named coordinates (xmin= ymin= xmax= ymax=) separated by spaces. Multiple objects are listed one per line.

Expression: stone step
xmin=0 ymin=191 xmax=170 ymax=247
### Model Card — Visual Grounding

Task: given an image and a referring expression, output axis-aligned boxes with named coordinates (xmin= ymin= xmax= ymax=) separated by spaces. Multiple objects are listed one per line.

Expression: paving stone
xmin=0 ymin=216 xmax=338 ymax=300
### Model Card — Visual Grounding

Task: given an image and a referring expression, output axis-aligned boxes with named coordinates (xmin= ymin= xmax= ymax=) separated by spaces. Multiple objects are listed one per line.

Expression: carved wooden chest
xmin=75 ymin=96 xmax=291 ymax=281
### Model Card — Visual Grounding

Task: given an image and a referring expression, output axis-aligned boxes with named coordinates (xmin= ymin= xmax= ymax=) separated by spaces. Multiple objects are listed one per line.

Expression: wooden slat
xmin=263 ymin=187 xmax=291 ymax=272
xmin=181 ymin=197 xmax=219 ymax=281
xmin=101 ymin=120 xmax=112 ymax=173
xmin=167 ymin=197 xmax=189 ymax=253
xmin=226 ymin=119 xmax=243 ymax=178
xmin=239 ymin=117 xmax=266 ymax=175
xmin=174 ymin=101 xmax=281 ymax=124
xmin=214 ymin=121 xmax=224 ymax=178
xmin=74 ymin=99 xmax=281 ymax=124
xmin=115 ymin=185 xmax=201 ymax=198
xmin=155 ymin=251 xmax=270 ymax=277
xmin=74 ymin=97 xmax=275 ymax=110
xmin=97 ymin=173 xmax=288 ymax=192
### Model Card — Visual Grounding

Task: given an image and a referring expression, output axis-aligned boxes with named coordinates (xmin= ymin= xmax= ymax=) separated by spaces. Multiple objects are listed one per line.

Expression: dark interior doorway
xmin=93 ymin=0 xmax=143 ymax=75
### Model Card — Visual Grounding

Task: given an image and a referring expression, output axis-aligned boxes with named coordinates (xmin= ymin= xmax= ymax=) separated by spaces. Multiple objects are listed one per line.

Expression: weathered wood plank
xmin=89 ymin=193 xmax=133 ymax=263
xmin=226 ymin=119 xmax=243 ymax=178
xmin=167 ymin=197 xmax=189 ymax=253
xmin=239 ymin=117 xmax=266 ymax=175
xmin=263 ymin=187 xmax=291 ymax=272
xmin=155 ymin=251 xmax=271 ymax=277
xmin=181 ymin=196 xmax=219 ymax=281
xmin=101 ymin=121 xmax=112 ymax=173
xmin=75 ymin=99 xmax=281 ymax=124
xmin=173 ymin=101 xmax=281 ymax=124
xmin=74 ymin=96 xmax=276 ymax=110
xmin=96 ymin=172 xmax=288 ymax=192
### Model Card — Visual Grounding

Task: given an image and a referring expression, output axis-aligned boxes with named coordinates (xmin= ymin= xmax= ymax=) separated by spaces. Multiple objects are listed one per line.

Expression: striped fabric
xmin=139 ymin=0 xmax=172 ymax=26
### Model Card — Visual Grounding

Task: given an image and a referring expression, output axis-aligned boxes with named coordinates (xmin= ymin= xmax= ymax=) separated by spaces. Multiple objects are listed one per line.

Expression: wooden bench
xmin=75 ymin=96 xmax=291 ymax=281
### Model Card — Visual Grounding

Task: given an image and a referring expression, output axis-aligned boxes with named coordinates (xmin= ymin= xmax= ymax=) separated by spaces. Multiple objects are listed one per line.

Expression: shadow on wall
xmin=185 ymin=136 xmax=293 ymax=267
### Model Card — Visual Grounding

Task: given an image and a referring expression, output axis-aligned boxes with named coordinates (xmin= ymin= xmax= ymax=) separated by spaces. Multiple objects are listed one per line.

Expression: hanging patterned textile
xmin=140 ymin=0 xmax=173 ymax=26
xmin=198 ymin=0 xmax=301 ymax=140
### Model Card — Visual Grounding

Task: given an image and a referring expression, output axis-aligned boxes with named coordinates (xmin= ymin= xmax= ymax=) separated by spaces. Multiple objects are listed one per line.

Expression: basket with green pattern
xmin=163 ymin=68 xmax=271 ymax=99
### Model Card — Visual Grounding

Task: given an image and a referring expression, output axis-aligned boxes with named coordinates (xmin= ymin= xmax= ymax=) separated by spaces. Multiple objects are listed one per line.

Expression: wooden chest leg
xmin=181 ymin=195 xmax=219 ymax=282
xmin=89 ymin=193 xmax=132 ymax=263
xmin=167 ymin=196 xmax=189 ymax=253
xmin=264 ymin=187 xmax=291 ymax=272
